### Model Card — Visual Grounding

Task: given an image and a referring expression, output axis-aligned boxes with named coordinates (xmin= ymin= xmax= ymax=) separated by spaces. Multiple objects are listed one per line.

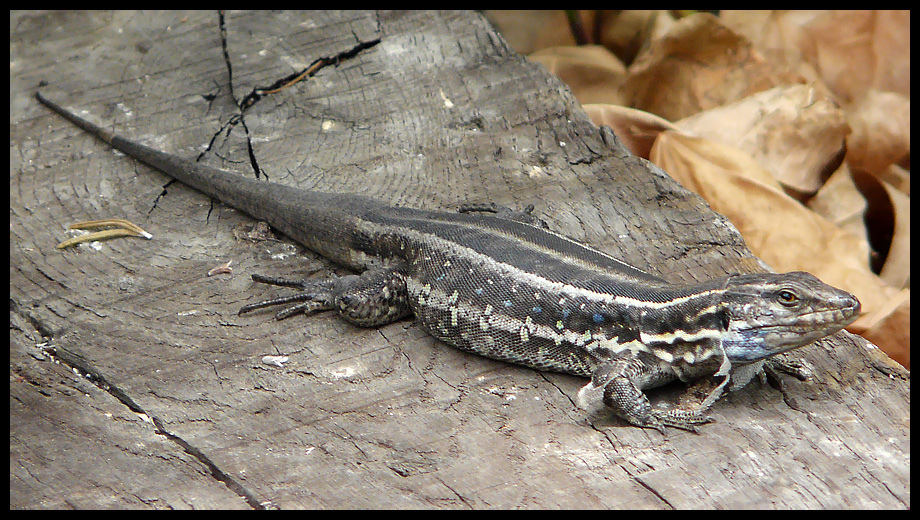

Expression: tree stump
xmin=11 ymin=10 xmax=908 ymax=509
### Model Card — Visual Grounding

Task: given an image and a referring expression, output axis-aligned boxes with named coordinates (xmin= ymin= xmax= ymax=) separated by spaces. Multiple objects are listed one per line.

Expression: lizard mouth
xmin=722 ymin=315 xmax=852 ymax=363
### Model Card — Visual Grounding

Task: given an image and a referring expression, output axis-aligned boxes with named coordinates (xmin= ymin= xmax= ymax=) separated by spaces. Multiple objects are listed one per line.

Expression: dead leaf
xmin=807 ymin=165 xmax=870 ymax=252
xmin=722 ymin=10 xmax=910 ymax=102
xmin=529 ymin=45 xmax=627 ymax=106
xmin=582 ymin=104 xmax=678 ymax=158
xmin=650 ymin=131 xmax=894 ymax=323
xmin=858 ymin=289 xmax=910 ymax=369
xmin=808 ymin=166 xmax=909 ymax=367
xmin=874 ymin=164 xmax=910 ymax=197
xmin=483 ymin=10 xmax=581 ymax=54
xmin=793 ymin=11 xmax=910 ymax=102
xmin=876 ymin=179 xmax=910 ymax=290
xmin=622 ymin=13 xmax=802 ymax=121
xmin=847 ymin=170 xmax=911 ymax=291
xmin=676 ymin=84 xmax=848 ymax=194
xmin=844 ymin=89 xmax=911 ymax=176
xmin=595 ymin=10 xmax=676 ymax=65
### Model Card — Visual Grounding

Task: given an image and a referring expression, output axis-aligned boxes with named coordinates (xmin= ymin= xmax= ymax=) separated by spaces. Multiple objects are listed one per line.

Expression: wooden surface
xmin=10 ymin=10 xmax=909 ymax=509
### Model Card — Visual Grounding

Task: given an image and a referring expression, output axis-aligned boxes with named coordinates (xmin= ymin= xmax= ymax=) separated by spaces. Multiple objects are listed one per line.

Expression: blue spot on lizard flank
xmin=593 ymin=313 xmax=604 ymax=323
xmin=532 ymin=306 xmax=542 ymax=313
xmin=503 ymin=300 xmax=513 ymax=307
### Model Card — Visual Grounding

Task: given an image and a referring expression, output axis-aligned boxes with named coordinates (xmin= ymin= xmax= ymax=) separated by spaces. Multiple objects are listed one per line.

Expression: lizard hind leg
xmin=239 ymin=268 xmax=412 ymax=326
xmin=331 ymin=268 xmax=413 ymax=326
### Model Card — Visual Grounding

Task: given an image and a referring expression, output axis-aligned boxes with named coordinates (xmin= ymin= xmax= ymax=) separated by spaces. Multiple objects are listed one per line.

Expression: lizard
xmin=34 ymin=91 xmax=861 ymax=433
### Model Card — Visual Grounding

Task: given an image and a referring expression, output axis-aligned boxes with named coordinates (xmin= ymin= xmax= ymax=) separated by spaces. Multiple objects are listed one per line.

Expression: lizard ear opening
xmin=719 ymin=307 xmax=731 ymax=331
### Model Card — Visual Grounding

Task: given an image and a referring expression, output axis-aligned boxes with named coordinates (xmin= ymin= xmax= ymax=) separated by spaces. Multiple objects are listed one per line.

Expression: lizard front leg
xmin=728 ymin=357 xmax=812 ymax=393
xmin=239 ymin=267 xmax=412 ymax=326
xmin=577 ymin=357 xmax=714 ymax=433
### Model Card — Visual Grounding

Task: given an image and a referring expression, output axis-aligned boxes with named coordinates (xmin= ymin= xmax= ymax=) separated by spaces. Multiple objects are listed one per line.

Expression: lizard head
xmin=718 ymin=271 xmax=861 ymax=364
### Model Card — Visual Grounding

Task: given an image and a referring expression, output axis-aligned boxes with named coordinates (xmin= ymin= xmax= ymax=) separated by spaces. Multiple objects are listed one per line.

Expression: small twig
xmin=258 ymin=60 xmax=326 ymax=95
xmin=207 ymin=260 xmax=234 ymax=277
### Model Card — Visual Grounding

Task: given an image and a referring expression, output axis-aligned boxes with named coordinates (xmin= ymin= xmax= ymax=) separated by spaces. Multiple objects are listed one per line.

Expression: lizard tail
xmin=35 ymin=91 xmax=117 ymax=146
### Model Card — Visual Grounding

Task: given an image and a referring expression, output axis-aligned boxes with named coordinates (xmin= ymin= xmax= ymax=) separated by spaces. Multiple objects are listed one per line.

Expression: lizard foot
xmin=645 ymin=409 xmax=713 ymax=434
xmin=238 ymin=274 xmax=337 ymax=320
xmin=239 ymin=269 xmax=412 ymax=326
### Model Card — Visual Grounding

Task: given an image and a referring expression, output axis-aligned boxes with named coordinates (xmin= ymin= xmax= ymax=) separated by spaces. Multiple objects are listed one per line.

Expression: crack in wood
xmin=212 ymin=10 xmax=381 ymax=182
xmin=42 ymin=343 xmax=270 ymax=510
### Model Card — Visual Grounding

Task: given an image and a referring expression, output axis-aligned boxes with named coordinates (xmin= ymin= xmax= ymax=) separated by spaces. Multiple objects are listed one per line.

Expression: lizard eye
xmin=776 ymin=289 xmax=799 ymax=307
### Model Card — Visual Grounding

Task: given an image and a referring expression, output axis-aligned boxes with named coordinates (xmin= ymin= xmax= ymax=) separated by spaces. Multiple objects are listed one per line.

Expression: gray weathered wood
xmin=11 ymin=10 xmax=908 ymax=509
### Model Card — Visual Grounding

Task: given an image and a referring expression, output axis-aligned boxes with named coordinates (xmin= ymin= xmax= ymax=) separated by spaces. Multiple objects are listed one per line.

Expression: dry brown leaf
xmin=719 ymin=11 xmax=809 ymax=57
xmin=722 ymin=10 xmax=911 ymax=102
xmin=794 ymin=11 xmax=910 ymax=102
xmin=846 ymin=168 xmax=910 ymax=368
xmin=622 ymin=13 xmax=802 ymax=121
xmin=482 ymin=10 xmax=578 ymax=54
xmin=676 ymin=84 xmax=849 ymax=194
xmin=650 ymin=131 xmax=895 ymax=321
xmin=719 ymin=11 xmax=834 ymax=98
xmin=846 ymin=170 xmax=911 ymax=291
xmin=875 ymin=164 xmax=910 ymax=197
xmin=844 ymin=89 xmax=911 ymax=176
xmin=582 ymin=104 xmax=678 ymax=158
xmin=529 ymin=45 xmax=627 ymax=106
xmin=858 ymin=289 xmax=910 ymax=369
xmin=877 ymin=179 xmax=910 ymax=291
xmin=806 ymin=165 xmax=870 ymax=253
xmin=595 ymin=10 xmax=676 ymax=65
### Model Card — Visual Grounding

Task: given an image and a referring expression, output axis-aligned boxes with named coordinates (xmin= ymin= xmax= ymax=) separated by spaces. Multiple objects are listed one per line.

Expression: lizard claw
xmin=238 ymin=274 xmax=336 ymax=320
xmin=625 ymin=410 xmax=712 ymax=434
